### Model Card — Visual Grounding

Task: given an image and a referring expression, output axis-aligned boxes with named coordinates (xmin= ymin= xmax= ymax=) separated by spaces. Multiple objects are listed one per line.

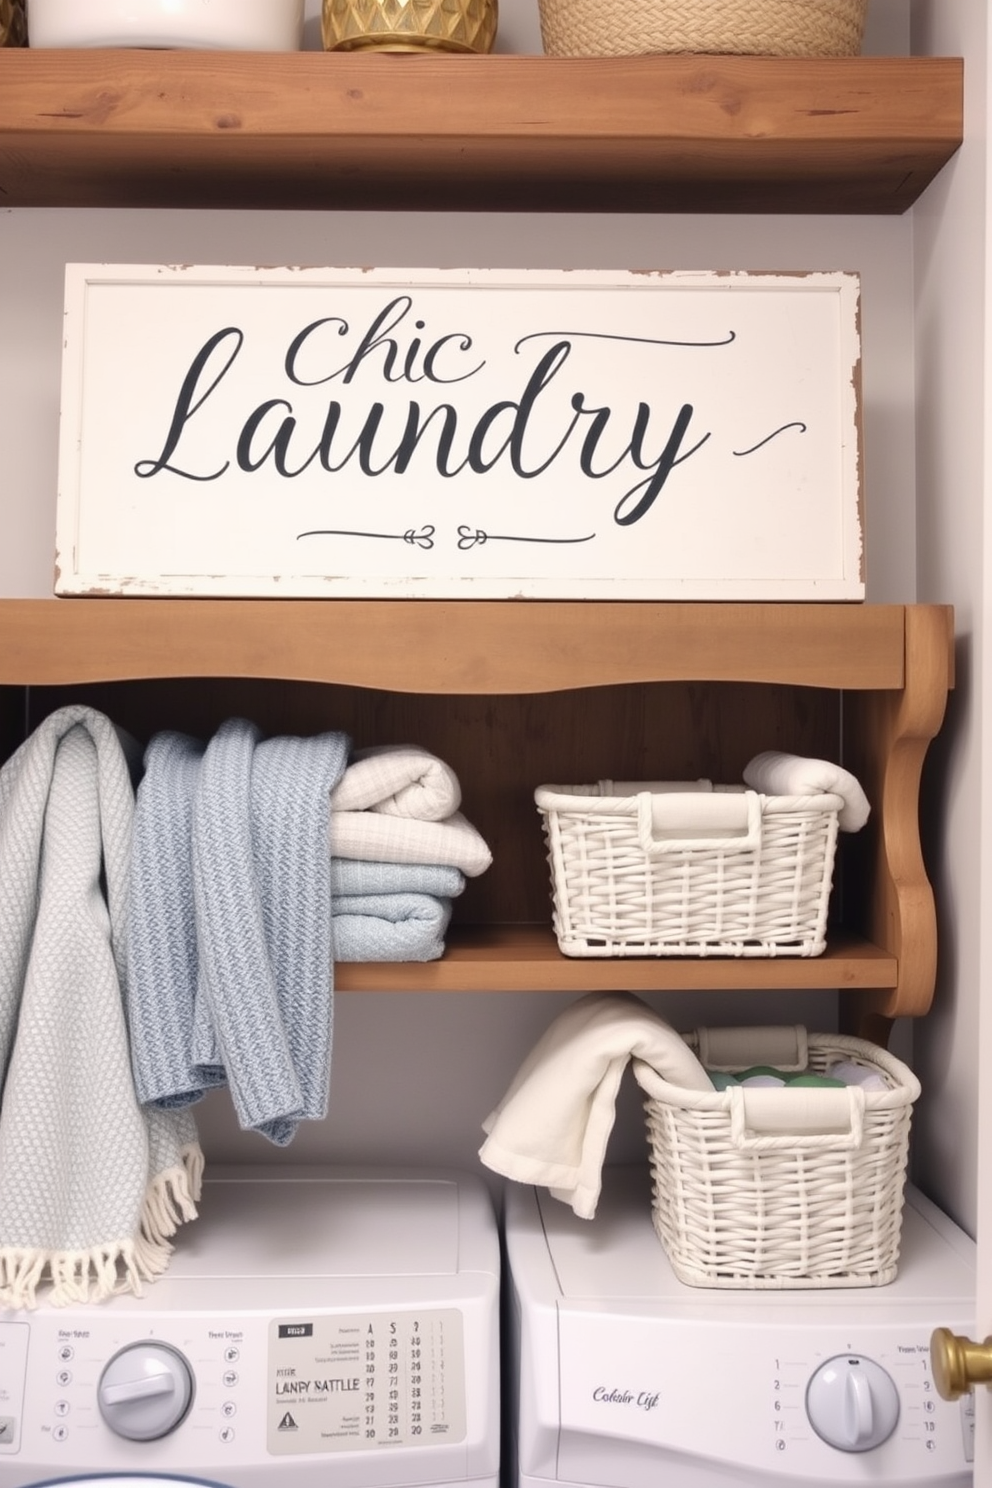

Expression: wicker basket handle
xmin=729 ymin=1085 xmax=866 ymax=1152
xmin=635 ymin=788 xmax=762 ymax=857
xmin=696 ymin=1024 xmax=808 ymax=1071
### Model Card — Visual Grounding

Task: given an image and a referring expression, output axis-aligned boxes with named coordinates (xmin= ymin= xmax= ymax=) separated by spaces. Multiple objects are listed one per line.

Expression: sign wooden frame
xmin=55 ymin=264 xmax=864 ymax=600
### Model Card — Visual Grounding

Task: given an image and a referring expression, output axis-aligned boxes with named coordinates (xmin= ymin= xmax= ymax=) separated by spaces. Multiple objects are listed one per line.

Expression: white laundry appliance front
xmin=504 ymin=1165 xmax=976 ymax=1488
xmin=0 ymin=1166 xmax=500 ymax=1488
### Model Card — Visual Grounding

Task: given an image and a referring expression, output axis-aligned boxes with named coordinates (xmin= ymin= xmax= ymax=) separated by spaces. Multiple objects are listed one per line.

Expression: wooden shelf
xmin=0 ymin=599 xmax=953 ymax=1033
xmin=336 ymin=926 xmax=897 ymax=992
xmin=0 ymin=598 xmax=924 ymax=691
xmin=0 ymin=50 xmax=963 ymax=213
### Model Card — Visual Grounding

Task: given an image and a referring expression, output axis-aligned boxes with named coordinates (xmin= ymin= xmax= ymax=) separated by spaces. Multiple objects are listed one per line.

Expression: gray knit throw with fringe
xmin=0 ymin=706 xmax=201 ymax=1309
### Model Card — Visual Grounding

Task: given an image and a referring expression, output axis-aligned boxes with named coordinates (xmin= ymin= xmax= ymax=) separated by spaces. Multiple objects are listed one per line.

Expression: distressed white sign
xmin=54 ymin=265 xmax=863 ymax=599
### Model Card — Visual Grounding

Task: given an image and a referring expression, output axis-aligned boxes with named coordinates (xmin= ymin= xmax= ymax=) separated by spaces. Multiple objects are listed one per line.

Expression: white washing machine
xmin=0 ymin=1165 xmax=500 ymax=1488
xmin=504 ymin=1165 xmax=976 ymax=1488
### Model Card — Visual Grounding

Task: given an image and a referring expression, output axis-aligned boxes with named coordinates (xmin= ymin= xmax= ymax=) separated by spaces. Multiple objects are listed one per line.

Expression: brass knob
xmin=930 ymin=1327 xmax=992 ymax=1400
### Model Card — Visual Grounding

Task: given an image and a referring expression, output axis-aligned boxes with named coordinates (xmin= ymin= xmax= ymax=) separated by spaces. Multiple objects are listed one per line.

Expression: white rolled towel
xmin=331 ymin=744 xmax=461 ymax=821
xmin=743 ymin=750 xmax=870 ymax=833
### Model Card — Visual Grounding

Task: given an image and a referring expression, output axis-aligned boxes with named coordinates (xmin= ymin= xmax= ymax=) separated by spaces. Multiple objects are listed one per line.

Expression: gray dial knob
xmin=806 ymin=1354 xmax=899 ymax=1452
xmin=97 ymin=1341 xmax=194 ymax=1441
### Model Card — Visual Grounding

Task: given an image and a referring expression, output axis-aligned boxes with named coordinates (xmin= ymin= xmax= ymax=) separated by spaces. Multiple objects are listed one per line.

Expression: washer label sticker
xmin=267 ymin=1309 xmax=466 ymax=1455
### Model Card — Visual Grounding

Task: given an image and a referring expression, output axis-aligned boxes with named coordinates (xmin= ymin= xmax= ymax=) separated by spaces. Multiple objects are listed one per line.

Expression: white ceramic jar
xmin=26 ymin=0 xmax=305 ymax=49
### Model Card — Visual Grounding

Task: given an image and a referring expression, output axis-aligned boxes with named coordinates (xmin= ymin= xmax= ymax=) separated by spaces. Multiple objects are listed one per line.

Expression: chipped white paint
xmin=55 ymin=264 xmax=864 ymax=599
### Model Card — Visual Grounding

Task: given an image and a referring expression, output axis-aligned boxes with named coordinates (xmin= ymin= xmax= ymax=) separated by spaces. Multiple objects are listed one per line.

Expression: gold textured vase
xmin=0 ymin=0 xmax=27 ymax=46
xmin=322 ymin=0 xmax=497 ymax=53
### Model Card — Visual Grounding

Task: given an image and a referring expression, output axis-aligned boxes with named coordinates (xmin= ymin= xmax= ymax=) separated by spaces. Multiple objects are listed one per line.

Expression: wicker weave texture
xmin=322 ymin=0 xmax=497 ymax=52
xmin=641 ymin=1031 xmax=920 ymax=1289
xmin=538 ymin=0 xmax=867 ymax=58
xmin=535 ymin=784 xmax=841 ymax=958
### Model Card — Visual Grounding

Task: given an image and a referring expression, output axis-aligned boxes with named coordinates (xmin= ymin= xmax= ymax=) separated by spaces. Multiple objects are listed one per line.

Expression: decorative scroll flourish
xmin=297 ymin=525 xmax=436 ymax=549
xmin=733 ymin=422 xmax=808 ymax=457
xmin=456 ymin=526 xmax=596 ymax=551
xmin=514 ymin=330 xmax=737 ymax=352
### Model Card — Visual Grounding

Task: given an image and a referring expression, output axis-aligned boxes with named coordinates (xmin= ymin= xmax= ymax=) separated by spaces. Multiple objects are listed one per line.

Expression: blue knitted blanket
xmin=0 ymin=707 xmax=202 ymax=1307
xmin=127 ymin=719 xmax=349 ymax=1146
xmin=332 ymin=892 xmax=453 ymax=962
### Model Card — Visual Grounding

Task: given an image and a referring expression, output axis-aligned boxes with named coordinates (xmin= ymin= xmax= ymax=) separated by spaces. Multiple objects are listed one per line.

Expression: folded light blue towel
xmin=332 ymin=893 xmax=452 ymax=963
xmin=330 ymin=859 xmax=465 ymax=899
xmin=128 ymin=719 xmax=350 ymax=1146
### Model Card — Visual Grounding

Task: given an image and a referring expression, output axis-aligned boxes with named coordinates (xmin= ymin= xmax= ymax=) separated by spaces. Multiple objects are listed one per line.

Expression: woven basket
xmin=322 ymin=0 xmax=497 ymax=52
xmin=537 ymin=0 xmax=868 ymax=59
xmin=534 ymin=782 xmax=842 ymax=958
xmin=639 ymin=1026 xmax=920 ymax=1289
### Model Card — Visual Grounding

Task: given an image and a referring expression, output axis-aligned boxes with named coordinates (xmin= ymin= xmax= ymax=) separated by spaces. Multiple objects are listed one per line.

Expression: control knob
xmin=97 ymin=1341 xmax=195 ymax=1441
xmin=805 ymin=1354 xmax=899 ymax=1452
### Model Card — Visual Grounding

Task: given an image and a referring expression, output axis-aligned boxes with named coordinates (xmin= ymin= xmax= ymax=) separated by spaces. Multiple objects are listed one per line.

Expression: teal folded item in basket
xmin=332 ymin=893 xmax=453 ymax=962
xmin=707 ymin=1066 xmax=846 ymax=1090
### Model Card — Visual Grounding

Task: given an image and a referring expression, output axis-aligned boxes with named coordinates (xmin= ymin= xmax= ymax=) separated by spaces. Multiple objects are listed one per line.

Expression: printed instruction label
xmin=267 ymin=1309 xmax=466 ymax=1455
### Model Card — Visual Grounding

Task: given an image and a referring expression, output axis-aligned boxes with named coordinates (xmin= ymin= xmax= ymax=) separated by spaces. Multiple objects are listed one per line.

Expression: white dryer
xmin=0 ymin=1166 xmax=500 ymax=1488
xmin=504 ymin=1165 xmax=975 ymax=1488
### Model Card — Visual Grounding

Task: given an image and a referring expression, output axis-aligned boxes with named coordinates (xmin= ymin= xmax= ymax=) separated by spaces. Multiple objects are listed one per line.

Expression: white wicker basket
xmin=534 ymin=782 xmax=843 ymax=958
xmin=639 ymin=1026 xmax=921 ymax=1289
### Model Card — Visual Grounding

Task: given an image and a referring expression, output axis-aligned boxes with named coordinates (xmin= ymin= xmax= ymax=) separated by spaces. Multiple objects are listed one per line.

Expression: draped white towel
xmin=479 ymin=991 xmax=711 ymax=1220
xmin=743 ymin=750 xmax=870 ymax=832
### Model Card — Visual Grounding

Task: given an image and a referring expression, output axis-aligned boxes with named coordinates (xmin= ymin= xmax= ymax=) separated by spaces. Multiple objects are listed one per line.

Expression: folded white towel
xmin=743 ymin=750 xmax=870 ymax=832
xmin=330 ymin=809 xmax=492 ymax=878
xmin=479 ymin=992 xmax=711 ymax=1219
xmin=332 ymin=745 xmax=461 ymax=822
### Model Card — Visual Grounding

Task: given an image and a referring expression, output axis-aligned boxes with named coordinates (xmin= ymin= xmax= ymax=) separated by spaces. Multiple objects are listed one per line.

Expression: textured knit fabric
xmin=332 ymin=893 xmax=452 ymax=962
xmin=331 ymin=858 xmax=466 ymax=899
xmin=128 ymin=719 xmax=350 ymax=1146
xmin=127 ymin=731 xmax=213 ymax=1111
xmin=0 ymin=707 xmax=202 ymax=1309
xmin=330 ymin=808 xmax=492 ymax=876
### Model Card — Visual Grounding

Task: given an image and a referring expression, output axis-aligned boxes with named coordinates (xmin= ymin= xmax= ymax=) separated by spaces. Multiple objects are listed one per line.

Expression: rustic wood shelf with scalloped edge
xmin=0 ymin=50 xmax=963 ymax=213
xmin=0 ymin=599 xmax=954 ymax=1040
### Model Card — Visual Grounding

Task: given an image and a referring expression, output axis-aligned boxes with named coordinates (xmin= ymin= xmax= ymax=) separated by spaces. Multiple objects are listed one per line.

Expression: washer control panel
xmin=556 ymin=1315 xmax=974 ymax=1484
xmin=0 ymin=1306 xmax=468 ymax=1477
